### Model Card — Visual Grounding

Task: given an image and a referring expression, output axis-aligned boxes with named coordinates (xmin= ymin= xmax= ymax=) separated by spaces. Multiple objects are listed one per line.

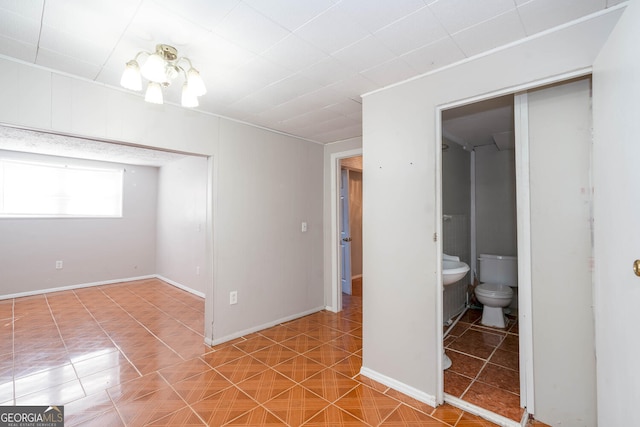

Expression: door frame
xmin=435 ymin=68 xmax=591 ymax=424
xmin=330 ymin=148 xmax=363 ymax=313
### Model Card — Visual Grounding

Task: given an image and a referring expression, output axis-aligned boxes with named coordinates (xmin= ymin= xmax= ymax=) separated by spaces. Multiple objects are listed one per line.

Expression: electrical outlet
xmin=229 ymin=291 xmax=238 ymax=305
xmin=55 ymin=260 xmax=63 ymax=269
xmin=301 ymin=221 xmax=308 ymax=232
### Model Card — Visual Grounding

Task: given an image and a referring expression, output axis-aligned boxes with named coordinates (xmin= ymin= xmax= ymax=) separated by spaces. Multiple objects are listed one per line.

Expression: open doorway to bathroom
xmin=441 ymin=95 xmax=523 ymax=422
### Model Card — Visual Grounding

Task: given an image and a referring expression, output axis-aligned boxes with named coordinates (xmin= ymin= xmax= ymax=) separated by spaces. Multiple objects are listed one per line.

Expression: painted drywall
xmin=528 ymin=78 xmax=595 ymax=425
xmin=362 ymin=7 xmax=623 ymax=403
xmin=212 ymin=119 xmax=324 ymax=341
xmin=0 ymin=56 xmax=325 ymax=348
xmin=0 ymin=150 xmax=157 ymax=297
xmin=592 ymin=1 xmax=640 ymax=425
xmin=156 ymin=155 xmax=209 ymax=296
xmin=323 ymin=137 xmax=362 ymax=308
xmin=475 ymin=146 xmax=517 ymax=257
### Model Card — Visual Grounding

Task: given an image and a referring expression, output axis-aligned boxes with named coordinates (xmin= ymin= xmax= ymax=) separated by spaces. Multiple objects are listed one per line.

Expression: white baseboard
xmin=154 ymin=275 xmax=205 ymax=298
xmin=0 ymin=274 xmax=205 ymax=301
xmin=359 ymin=367 xmax=437 ymax=407
xmin=205 ymin=305 xmax=325 ymax=347
xmin=445 ymin=394 xmax=525 ymax=427
xmin=0 ymin=275 xmax=156 ymax=300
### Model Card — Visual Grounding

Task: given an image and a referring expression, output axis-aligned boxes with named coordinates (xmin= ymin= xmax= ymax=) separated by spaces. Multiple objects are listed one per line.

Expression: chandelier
xmin=120 ymin=44 xmax=206 ymax=108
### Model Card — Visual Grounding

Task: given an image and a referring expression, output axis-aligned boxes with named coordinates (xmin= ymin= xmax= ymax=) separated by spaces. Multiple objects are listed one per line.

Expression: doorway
xmin=441 ymin=95 xmax=523 ymax=423
xmin=340 ymin=156 xmax=363 ymax=301
xmin=437 ymin=76 xmax=596 ymax=426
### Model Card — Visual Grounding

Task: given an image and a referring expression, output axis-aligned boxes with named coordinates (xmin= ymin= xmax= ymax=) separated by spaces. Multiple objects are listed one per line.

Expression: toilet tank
xmin=478 ymin=254 xmax=518 ymax=287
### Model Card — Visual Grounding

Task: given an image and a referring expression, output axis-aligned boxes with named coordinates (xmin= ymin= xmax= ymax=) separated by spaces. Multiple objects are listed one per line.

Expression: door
xmin=340 ymin=168 xmax=352 ymax=295
xmin=592 ymin=3 xmax=640 ymax=425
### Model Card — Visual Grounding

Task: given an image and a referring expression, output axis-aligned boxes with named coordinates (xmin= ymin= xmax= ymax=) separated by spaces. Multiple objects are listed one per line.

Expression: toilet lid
xmin=476 ymin=283 xmax=513 ymax=298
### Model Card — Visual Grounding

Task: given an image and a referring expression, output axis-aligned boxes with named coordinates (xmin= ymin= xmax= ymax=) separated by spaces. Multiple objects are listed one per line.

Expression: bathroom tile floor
xmin=444 ymin=309 xmax=526 ymax=423
xmin=0 ymin=278 xmax=511 ymax=426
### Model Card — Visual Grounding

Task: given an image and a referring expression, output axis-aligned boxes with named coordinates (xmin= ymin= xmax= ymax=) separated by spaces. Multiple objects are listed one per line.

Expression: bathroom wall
xmin=475 ymin=145 xmax=517 ymax=257
xmin=442 ymin=140 xmax=471 ymax=321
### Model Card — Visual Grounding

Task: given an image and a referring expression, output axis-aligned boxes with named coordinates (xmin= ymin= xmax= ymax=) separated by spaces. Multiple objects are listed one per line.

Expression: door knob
xmin=342 ymin=237 xmax=352 ymax=242
xmin=634 ymin=260 xmax=640 ymax=277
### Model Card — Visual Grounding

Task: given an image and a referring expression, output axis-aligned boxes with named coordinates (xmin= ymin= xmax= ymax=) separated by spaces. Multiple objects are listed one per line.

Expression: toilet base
xmin=443 ymin=352 xmax=452 ymax=370
xmin=481 ymin=305 xmax=507 ymax=328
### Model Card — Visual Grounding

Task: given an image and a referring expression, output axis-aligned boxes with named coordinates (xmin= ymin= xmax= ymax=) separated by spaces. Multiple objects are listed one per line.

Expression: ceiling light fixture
xmin=120 ymin=44 xmax=206 ymax=108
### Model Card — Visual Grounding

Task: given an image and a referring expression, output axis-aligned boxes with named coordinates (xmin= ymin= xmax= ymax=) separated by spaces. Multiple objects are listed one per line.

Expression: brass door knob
xmin=634 ymin=260 xmax=640 ymax=277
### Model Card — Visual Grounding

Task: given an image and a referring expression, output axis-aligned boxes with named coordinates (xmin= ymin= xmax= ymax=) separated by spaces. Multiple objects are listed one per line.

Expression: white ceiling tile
xmin=292 ymin=85 xmax=347 ymax=109
xmin=242 ymin=0 xmax=335 ymax=31
xmin=36 ymin=48 xmax=102 ymax=80
xmin=325 ymin=74 xmax=378 ymax=99
xmin=257 ymin=99 xmax=317 ymax=123
xmin=0 ymin=35 xmax=37 ymax=62
xmin=192 ymin=32 xmax=257 ymax=70
xmin=125 ymin=1 xmax=211 ymax=48
xmin=337 ymin=0 xmax=427 ymax=33
xmin=361 ymin=57 xmax=419 ymax=87
xmin=252 ymin=74 xmax=322 ymax=107
xmin=374 ymin=6 xmax=449 ymax=56
xmin=262 ymin=34 xmax=330 ymax=72
xmin=0 ymin=0 xmax=44 ymax=18
xmin=294 ymin=5 xmax=369 ymax=54
xmin=229 ymin=93 xmax=274 ymax=115
xmin=606 ymin=0 xmax=625 ymax=6
xmin=517 ymin=0 xmax=606 ymax=35
xmin=0 ymin=7 xmax=42 ymax=45
xmin=401 ymin=36 xmax=466 ymax=73
xmin=325 ymin=99 xmax=362 ymax=115
xmin=333 ymin=36 xmax=397 ymax=73
xmin=236 ymin=56 xmax=292 ymax=87
xmin=429 ymin=0 xmax=516 ymax=34
xmin=297 ymin=56 xmax=354 ymax=86
xmin=152 ymin=0 xmax=240 ymax=30
xmin=452 ymin=10 xmax=527 ymax=57
xmin=215 ymin=2 xmax=290 ymax=53
xmin=39 ymin=26 xmax=113 ymax=67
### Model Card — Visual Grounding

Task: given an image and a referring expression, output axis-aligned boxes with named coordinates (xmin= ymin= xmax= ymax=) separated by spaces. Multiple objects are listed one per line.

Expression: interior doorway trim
xmin=329 ymin=148 xmax=363 ymax=313
xmin=435 ymin=67 xmax=592 ymax=423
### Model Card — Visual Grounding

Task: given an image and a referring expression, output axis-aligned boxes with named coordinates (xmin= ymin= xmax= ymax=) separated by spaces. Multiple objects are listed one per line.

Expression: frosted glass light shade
xmin=181 ymin=83 xmax=199 ymax=108
xmin=144 ymin=82 xmax=163 ymax=104
xmin=120 ymin=60 xmax=141 ymax=91
xmin=187 ymin=68 xmax=206 ymax=96
xmin=141 ymin=53 xmax=167 ymax=83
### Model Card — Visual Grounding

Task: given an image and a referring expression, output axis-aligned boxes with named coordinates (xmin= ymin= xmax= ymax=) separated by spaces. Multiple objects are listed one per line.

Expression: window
xmin=0 ymin=158 xmax=123 ymax=218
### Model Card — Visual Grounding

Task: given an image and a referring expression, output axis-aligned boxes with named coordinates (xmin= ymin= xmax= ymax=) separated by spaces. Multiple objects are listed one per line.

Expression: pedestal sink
xmin=442 ymin=255 xmax=470 ymax=370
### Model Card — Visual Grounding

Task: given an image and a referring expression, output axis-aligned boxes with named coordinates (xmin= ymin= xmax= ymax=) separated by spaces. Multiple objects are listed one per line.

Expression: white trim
xmin=362 ymin=4 xmax=626 ymax=98
xmin=0 ymin=275 xmax=156 ymax=300
xmin=0 ymin=274 xmax=206 ymax=301
xmin=359 ymin=367 xmax=437 ymax=407
xmin=514 ymin=92 xmax=535 ymax=412
xmin=204 ymin=305 xmax=325 ymax=346
xmin=445 ymin=395 xmax=526 ymax=427
xmin=329 ymin=148 xmax=363 ymax=312
xmin=155 ymin=275 xmax=205 ymax=298
xmin=435 ymin=106 xmax=445 ymax=405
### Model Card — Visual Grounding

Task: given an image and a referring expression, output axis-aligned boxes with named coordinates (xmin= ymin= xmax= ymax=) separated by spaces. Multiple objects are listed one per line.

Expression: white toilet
xmin=475 ymin=254 xmax=518 ymax=328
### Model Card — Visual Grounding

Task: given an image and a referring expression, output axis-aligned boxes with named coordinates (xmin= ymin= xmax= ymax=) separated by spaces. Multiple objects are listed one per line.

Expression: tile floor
xmin=444 ymin=309 xmax=524 ymax=422
xmin=1 ymin=278 xmax=525 ymax=426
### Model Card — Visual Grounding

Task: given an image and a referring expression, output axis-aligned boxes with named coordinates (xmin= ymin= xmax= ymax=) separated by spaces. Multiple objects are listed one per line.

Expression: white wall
xmin=475 ymin=146 xmax=517 ymax=256
xmin=0 ymin=57 xmax=326 ymax=348
xmin=361 ymin=6 xmax=623 ymax=405
xmin=0 ymin=150 xmax=157 ymax=297
xmin=528 ymin=78 xmax=595 ymax=426
xmin=212 ymin=119 xmax=324 ymax=342
xmin=593 ymin=1 xmax=640 ymax=425
xmin=156 ymin=155 xmax=209 ymax=296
